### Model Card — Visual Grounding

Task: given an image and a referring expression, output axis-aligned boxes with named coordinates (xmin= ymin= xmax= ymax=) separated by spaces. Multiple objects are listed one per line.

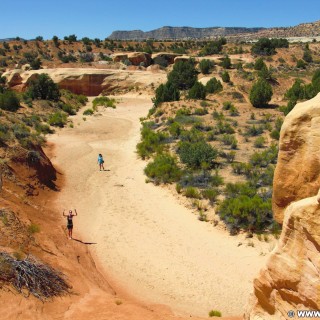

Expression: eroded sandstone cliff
xmin=245 ymin=94 xmax=320 ymax=319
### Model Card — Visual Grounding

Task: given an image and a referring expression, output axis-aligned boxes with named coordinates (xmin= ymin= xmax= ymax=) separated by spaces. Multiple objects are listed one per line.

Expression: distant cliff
xmin=108 ymin=20 xmax=320 ymax=40
xmin=108 ymin=26 xmax=264 ymax=40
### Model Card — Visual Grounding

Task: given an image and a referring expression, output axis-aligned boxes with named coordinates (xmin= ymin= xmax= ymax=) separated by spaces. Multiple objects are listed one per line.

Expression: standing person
xmin=98 ymin=153 xmax=105 ymax=171
xmin=63 ymin=209 xmax=77 ymax=239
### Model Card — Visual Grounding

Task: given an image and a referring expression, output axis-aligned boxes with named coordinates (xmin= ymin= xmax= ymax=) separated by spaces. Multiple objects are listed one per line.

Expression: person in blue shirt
xmin=98 ymin=153 xmax=105 ymax=171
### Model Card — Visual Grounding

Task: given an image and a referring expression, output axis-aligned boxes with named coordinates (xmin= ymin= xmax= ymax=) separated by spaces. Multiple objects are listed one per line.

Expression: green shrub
xmin=199 ymin=59 xmax=214 ymax=74
xmin=188 ymin=81 xmax=206 ymax=100
xmin=28 ymin=223 xmax=40 ymax=234
xmin=167 ymin=59 xmax=198 ymax=90
xmin=249 ymin=79 xmax=273 ymax=108
xmin=28 ymin=74 xmax=60 ymax=101
xmin=48 ymin=111 xmax=67 ymax=127
xmin=193 ymin=108 xmax=208 ymax=116
xmin=206 ymin=77 xmax=223 ymax=94
xmin=254 ymin=136 xmax=265 ymax=148
xmin=136 ymin=125 xmax=168 ymax=159
xmin=0 ymin=90 xmax=20 ymax=111
xmin=153 ymin=81 xmax=180 ymax=106
xmin=254 ymin=58 xmax=266 ymax=70
xmin=201 ymin=188 xmax=219 ymax=203
xmin=220 ymin=55 xmax=231 ymax=69
xmin=184 ymin=187 xmax=201 ymax=199
xmin=245 ymin=125 xmax=264 ymax=137
xmin=221 ymin=71 xmax=230 ymax=83
xmin=218 ymin=194 xmax=272 ymax=231
xmin=92 ymin=96 xmax=116 ymax=108
xmin=209 ymin=310 xmax=222 ymax=317
xmin=178 ymin=141 xmax=218 ymax=169
xmin=83 ymin=108 xmax=94 ymax=115
xmin=168 ymin=122 xmax=181 ymax=138
xmin=60 ymin=103 xmax=76 ymax=115
xmin=144 ymin=153 xmax=181 ymax=184
xmin=199 ymin=38 xmax=226 ymax=56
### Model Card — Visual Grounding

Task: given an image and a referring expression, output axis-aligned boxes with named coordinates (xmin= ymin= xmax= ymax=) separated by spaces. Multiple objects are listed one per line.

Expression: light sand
xmin=48 ymin=94 xmax=272 ymax=317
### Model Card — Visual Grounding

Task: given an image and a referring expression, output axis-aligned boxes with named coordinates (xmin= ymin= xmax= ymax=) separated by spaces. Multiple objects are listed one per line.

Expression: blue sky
xmin=1 ymin=0 xmax=320 ymax=40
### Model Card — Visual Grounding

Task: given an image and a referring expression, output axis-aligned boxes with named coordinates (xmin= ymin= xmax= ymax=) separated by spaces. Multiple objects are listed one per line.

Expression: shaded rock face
xmin=152 ymin=52 xmax=180 ymax=65
xmin=58 ymin=74 xmax=108 ymax=96
xmin=245 ymin=194 xmax=320 ymax=319
xmin=273 ymin=93 xmax=320 ymax=223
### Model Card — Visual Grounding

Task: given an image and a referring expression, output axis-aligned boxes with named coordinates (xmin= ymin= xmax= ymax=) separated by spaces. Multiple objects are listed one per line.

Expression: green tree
xmin=221 ymin=71 xmax=230 ymax=83
xmin=251 ymin=38 xmax=276 ymax=56
xmin=188 ymin=81 xmax=206 ymax=100
xmin=206 ymin=77 xmax=223 ymax=94
xmin=221 ymin=55 xmax=231 ymax=69
xmin=167 ymin=59 xmax=198 ymax=90
xmin=153 ymin=81 xmax=180 ymax=106
xmin=0 ymin=90 xmax=20 ymax=111
xmin=254 ymin=58 xmax=266 ymax=70
xmin=249 ymin=79 xmax=273 ymax=108
xmin=52 ymin=35 xmax=59 ymax=47
xmin=28 ymin=74 xmax=60 ymax=101
xmin=199 ymin=59 xmax=214 ymax=74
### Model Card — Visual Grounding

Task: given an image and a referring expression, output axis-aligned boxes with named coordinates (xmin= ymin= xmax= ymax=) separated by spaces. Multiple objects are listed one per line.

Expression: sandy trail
xmin=49 ymin=95 xmax=271 ymax=317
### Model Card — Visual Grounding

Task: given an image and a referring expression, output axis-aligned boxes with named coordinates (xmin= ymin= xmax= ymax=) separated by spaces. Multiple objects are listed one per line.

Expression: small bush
xmin=202 ymin=188 xmax=219 ymax=203
xmin=28 ymin=223 xmax=40 ymax=234
xmin=209 ymin=310 xmax=222 ymax=317
xmin=178 ymin=141 xmax=218 ymax=169
xmin=206 ymin=77 xmax=223 ymax=94
xmin=92 ymin=96 xmax=116 ymax=109
xmin=144 ymin=153 xmax=181 ymax=184
xmin=254 ymin=136 xmax=265 ymax=148
xmin=48 ymin=112 xmax=67 ymax=127
xmin=83 ymin=108 xmax=94 ymax=115
xmin=184 ymin=187 xmax=201 ymax=199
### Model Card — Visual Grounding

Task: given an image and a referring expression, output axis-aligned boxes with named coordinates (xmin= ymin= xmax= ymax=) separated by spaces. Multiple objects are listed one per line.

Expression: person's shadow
xmin=72 ymin=238 xmax=97 ymax=245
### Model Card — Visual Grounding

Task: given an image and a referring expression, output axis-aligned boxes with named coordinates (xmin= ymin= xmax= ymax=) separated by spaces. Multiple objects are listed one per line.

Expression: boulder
xmin=6 ymin=71 xmax=23 ymax=87
xmin=128 ymin=52 xmax=151 ymax=67
xmin=152 ymin=52 xmax=180 ymax=65
xmin=273 ymin=93 xmax=320 ymax=223
xmin=245 ymin=192 xmax=320 ymax=319
xmin=112 ymin=53 xmax=128 ymax=63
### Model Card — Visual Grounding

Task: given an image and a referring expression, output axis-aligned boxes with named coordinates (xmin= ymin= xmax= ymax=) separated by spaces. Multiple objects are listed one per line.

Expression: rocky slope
xmin=245 ymin=95 xmax=320 ymax=319
xmin=108 ymin=20 xmax=320 ymax=40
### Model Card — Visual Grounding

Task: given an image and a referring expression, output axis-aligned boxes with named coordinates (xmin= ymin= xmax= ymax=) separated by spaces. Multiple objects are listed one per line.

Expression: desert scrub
xmin=92 ymin=96 xmax=116 ymax=109
xmin=218 ymin=182 xmax=273 ymax=232
xmin=144 ymin=153 xmax=181 ymax=184
xmin=184 ymin=186 xmax=201 ymax=199
xmin=48 ymin=111 xmax=67 ymax=127
xmin=201 ymin=188 xmax=219 ymax=203
xmin=137 ymin=123 xmax=168 ymax=159
xmin=209 ymin=310 xmax=222 ymax=317
xmin=177 ymin=141 xmax=218 ymax=169
xmin=27 ymin=223 xmax=40 ymax=234
xmin=254 ymin=136 xmax=266 ymax=148
xmin=83 ymin=108 xmax=94 ymax=115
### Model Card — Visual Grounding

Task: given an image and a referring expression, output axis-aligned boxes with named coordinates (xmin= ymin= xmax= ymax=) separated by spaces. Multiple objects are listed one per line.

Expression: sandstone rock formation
xmin=272 ymin=93 xmax=320 ymax=223
xmin=128 ymin=52 xmax=152 ymax=67
xmin=245 ymin=193 xmax=320 ymax=319
xmin=3 ymin=68 xmax=167 ymax=96
xmin=246 ymin=94 xmax=320 ymax=319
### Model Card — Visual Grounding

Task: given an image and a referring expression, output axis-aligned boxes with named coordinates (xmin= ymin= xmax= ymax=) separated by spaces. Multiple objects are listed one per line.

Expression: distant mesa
xmin=108 ymin=26 xmax=264 ymax=40
xmin=108 ymin=20 xmax=320 ymax=40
